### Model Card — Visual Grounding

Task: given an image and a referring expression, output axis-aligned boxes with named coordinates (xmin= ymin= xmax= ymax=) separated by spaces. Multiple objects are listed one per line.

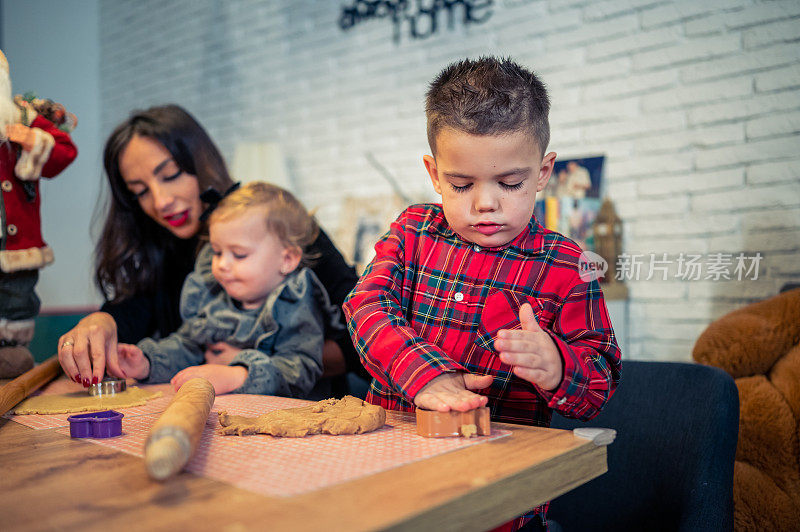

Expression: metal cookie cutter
xmin=88 ymin=377 xmax=127 ymax=396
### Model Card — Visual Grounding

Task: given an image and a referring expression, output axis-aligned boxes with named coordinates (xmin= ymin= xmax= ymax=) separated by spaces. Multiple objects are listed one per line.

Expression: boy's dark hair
xmin=425 ymin=57 xmax=550 ymax=156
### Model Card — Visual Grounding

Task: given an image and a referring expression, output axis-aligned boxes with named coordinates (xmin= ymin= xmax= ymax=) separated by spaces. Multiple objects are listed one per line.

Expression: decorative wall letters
xmin=339 ymin=0 xmax=494 ymax=42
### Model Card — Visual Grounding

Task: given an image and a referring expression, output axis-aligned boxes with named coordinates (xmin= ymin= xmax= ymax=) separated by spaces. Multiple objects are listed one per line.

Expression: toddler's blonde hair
xmin=209 ymin=182 xmax=319 ymax=266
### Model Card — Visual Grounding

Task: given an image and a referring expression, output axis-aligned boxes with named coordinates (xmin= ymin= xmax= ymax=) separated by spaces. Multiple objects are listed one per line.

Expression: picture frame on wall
xmin=535 ymin=155 xmax=605 ymax=252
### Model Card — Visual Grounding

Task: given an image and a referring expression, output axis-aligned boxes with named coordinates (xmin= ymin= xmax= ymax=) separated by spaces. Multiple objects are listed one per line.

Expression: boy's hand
xmin=171 ymin=364 xmax=248 ymax=395
xmin=414 ymin=372 xmax=493 ymax=412
xmin=116 ymin=343 xmax=150 ymax=380
xmin=494 ymin=303 xmax=563 ymax=391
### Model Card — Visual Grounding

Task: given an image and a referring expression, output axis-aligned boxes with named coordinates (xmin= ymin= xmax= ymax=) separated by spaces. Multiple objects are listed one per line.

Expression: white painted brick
xmin=568 ymin=140 xmax=636 ymax=161
xmin=528 ymin=48 xmax=585 ymax=74
xmin=628 ymin=280 xmax=689 ymax=299
xmin=641 ymin=77 xmax=752 ymax=112
xmin=546 ymin=57 xmax=632 ymax=87
xmin=625 ymin=235 xmax=711 ymax=255
xmin=550 ymin=126 xmax=582 ymax=145
xmin=747 ymin=160 xmax=800 ymax=185
xmin=584 ymin=0 xmax=663 ymax=21
xmin=584 ymin=111 xmax=685 ymax=143
xmin=632 ymin=34 xmax=742 ymax=71
xmin=709 ymin=229 xmax=800 ymax=258
xmin=587 ymin=26 xmax=682 ymax=61
xmin=604 ymin=180 xmax=638 ymax=202
xmin=744 ymin=19 xmax=800 ymax=49
xmin=681 ymin=42 xmax=799 ymax=83
xmin=635 ymin=123 xmax=745 ymax=154
xmin=582 ymin=70 xmax=677 ymax=101
xmin=637 ymin=168 xmax=745 ymax=197
xmin=493 ymin=1 xmax=549 ymax=34
xmin=689 ymin=91 xmax=800 ymax=127
xmin=546 ymin=0 xmax=589 ymax=10
xmin=747 ymin=110 xmax=800 ymax=140
xmin=626 ymin=340 xmax=695 ymax=362
xmin=684 ymin=15 xmax=726 ymax=37
xmin=631 ymin=212 xmax=739 ymax=237
xmin=710 ymin=228 xmax=800 ymax=253
xmin=772 ymin=251 xmax=800 ymax=275
xmin=691 ymin=182 xmax=800 ymax=212
xmin=638 ymin=300 xmax=740 ymax=321
xmin=544 ymin=13 xmax=639 ymax=50
xmin=637 ymin=320 xmax=710 ymax=341
xmin=609 ymin=152 xmax=693 ymax=179
xmin=687 ymin=279 xmax=782 ymax=300
xmin=641 ymin=0 xmax=751 ymax=29
xmin=527 ymin=7 xmax=585 ymax=36
xmin=695 ymin=136 xmax=799 ymax=169
xmin=723 ymin=0 xmax=800 ymax=30
xmin=742 ymin=207 xmax=800 ymax=232
xmin=755 ymin=64 xmax=800 ymax=93
xmin=551 ymin=96 xmax=639 ymax=126
xmin=624 ymin=194 xmax=692 ymax=219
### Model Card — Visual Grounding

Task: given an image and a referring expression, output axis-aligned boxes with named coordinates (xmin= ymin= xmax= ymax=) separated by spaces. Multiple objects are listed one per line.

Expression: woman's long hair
xmin=95 ymin=104 xmax=233 ymax=302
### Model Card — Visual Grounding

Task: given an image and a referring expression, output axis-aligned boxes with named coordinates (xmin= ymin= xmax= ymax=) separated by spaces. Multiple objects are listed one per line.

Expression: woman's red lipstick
xmin=165 ymin=211 xmax=189 ymax=227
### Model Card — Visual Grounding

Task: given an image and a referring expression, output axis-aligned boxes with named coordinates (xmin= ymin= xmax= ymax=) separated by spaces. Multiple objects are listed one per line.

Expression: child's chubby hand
xmin=171 ymin=364 xmax=248 ymax=395
xmin=494 ymin=303 xmax=563 ymax=391
xmin=116 ymin=343 xmax=150 ymax=380
xmin=204 ymin=342 xmax=240 ymax=365
xmin=413 ymin=372 xmax=494 ymax=412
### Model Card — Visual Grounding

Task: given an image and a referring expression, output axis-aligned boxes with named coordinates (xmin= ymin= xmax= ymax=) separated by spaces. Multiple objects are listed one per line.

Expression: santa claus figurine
xmin=0 ymin=49 xmax=77 ymax=378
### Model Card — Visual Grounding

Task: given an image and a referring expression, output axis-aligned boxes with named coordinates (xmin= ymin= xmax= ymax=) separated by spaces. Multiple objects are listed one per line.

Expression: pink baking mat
xmin=3 ymin=379 xmax=175 ymax=429
xmin=54 ymin=394 xmax=510 ymax=497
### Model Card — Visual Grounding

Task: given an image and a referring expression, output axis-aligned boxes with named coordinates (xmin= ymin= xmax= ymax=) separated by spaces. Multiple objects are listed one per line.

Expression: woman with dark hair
xmin=58 ymin=105 xmax=363 ymax=392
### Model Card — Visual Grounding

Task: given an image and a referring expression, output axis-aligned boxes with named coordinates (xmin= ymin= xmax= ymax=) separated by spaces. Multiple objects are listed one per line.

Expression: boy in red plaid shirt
xmin=344 ymin=57 xmax=621 ymax=531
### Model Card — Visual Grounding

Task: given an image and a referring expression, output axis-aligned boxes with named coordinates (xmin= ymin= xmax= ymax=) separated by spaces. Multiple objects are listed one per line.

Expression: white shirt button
xmin=1 ymin=180 xmax=11 ymax=192
xmin=473 ymin=244 xmax=481 ymax=252
xmin=454 ymin=292 xmax=464 ymax=302
xmin=557 ymin=397 xmax=566 ymax=406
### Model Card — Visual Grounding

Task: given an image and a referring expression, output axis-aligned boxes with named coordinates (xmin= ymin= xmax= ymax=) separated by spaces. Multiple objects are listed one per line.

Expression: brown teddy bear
xmin=693 ymin=287 xmax=800 ymax=531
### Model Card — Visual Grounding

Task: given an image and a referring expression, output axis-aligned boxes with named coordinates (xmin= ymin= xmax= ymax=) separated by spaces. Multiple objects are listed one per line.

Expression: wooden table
xmin=0 ymin=403 xmax=606 ymax=532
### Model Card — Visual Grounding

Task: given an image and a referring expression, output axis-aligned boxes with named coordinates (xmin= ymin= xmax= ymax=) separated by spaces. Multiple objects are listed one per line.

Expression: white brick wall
xmin=99 ymin=0 xmax=800 ymax=363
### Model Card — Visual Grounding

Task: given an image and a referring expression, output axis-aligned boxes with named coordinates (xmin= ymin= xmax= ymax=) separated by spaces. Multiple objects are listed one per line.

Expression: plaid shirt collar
xmin=421 ymin=205 xmax=544 ymax=255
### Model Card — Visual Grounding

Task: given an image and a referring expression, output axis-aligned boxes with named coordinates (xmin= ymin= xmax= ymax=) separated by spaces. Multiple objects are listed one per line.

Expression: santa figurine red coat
xmin=0 ymin=49 xmax=77 ymax=378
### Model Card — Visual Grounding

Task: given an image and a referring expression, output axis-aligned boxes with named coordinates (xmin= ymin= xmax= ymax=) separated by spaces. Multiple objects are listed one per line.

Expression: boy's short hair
xmin=210 ymin=182 xmax=319 ymax=266
xmin=425 ymin=56 xmax=550 ymax=156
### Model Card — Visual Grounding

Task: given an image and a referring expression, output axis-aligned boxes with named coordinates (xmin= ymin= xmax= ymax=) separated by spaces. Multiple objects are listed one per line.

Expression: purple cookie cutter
xmin=67 ymin=410 xmax=124 ymax=438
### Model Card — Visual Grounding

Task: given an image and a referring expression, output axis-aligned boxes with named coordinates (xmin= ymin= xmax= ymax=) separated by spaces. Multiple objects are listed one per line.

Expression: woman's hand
xmin=170 ymin=364 xmax=248 ymax=395
xmin=57 ymin=312 xmax=120 ymax=386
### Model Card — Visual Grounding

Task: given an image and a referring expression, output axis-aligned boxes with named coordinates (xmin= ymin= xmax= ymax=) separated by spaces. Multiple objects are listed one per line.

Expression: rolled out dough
xmin=218 ymin=395 xmax=386 ymax=437
xmin=13 ymin=386 xmax=162 ymax=415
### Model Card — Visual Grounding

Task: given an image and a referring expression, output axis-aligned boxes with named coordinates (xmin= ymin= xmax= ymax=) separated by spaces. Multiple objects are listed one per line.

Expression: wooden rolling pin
xmin=0 ymin=355 xmax=62 ymax=416
xmin=144 ymin=377 xmax=215 ymax=481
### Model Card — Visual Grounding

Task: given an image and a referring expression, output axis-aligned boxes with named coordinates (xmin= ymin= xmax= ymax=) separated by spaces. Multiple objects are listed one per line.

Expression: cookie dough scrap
xmin=14 ymin=386 xmax=162 ymax=415
xmin=218 ymin=395 xmax=386 ymax=437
